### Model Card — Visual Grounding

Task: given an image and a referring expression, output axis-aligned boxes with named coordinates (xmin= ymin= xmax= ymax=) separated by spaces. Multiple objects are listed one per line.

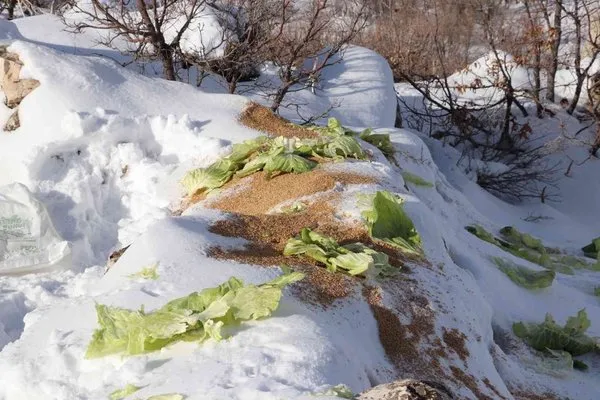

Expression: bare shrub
xmin=66 ymin=0 xmax=211 ymax=81
xmin=359 ymin=0 xmax=478 ymax=81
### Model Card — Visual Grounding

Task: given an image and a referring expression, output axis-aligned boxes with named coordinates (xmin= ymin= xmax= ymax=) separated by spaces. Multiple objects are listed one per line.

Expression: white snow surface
xmin=242 ymin=46 xmax=398 ymax=128
xmin=0 ymin=16 xmax=599 ymax=400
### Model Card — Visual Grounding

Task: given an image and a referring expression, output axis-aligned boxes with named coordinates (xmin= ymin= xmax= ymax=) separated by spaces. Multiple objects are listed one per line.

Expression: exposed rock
xmin=0 ymin=45 xmax=40 ymax=109
xmin=4 ymin=110 xmax=19 ymax=131
xmin=106 ymin=244 xmax=131 ymax=271
xmin=358 ymin=379 xmax=453 ymax=400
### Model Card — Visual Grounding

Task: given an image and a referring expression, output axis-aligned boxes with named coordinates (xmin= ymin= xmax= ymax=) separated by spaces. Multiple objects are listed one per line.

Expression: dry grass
xmin=239 ymin=102 xmax=320 ymax=139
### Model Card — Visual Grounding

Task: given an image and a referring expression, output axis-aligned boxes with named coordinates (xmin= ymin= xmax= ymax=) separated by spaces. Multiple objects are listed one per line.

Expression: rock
xmin=106 ymin=244 xmax=131 ymax=271
xmin=4 ymin=110 xmax=19 ymax=131
xmin=0 ymin=45 xmax=40 ymax=109
xmin=357 ymin=379 xmax=453 ymax=400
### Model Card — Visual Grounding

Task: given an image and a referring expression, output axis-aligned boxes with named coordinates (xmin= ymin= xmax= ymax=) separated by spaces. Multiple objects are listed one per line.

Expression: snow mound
xmin=246 ymin=46 xmax=398 ymax=128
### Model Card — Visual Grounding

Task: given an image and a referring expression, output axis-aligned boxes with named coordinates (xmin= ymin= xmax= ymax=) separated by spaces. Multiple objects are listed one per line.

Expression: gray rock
xmin=357 ymin=379 xmax=453 ymax=400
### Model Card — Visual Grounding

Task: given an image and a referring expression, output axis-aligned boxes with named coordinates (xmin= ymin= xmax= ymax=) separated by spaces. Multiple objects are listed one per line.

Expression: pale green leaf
xmin=401 ymin=171 xmax=434 ymax=187
xmin=263 ymin=153 xmax=317 ymax=175
xmin=146 ymin=394 xmax=185 ymax=400
xmin=109 ymin=384 xmax=141 ymax=400
xmin=128 ymin=263 xmax=159 ymax=280
xmin=181 ymin=159 xmax=236 ymax=195
xmin=85 ymin=273 xmax=303 ymax=358
xmin=363 ymin=191 xmax=421 ymax=255
xmin=492 ymin=257 xmax=555 ymax=289
xmin=513 ymin=309 xmax=599 ymax=356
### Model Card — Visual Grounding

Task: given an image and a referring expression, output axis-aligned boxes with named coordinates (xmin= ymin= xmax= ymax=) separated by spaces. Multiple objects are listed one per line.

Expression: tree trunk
xmin=228 ymin=77 xmax=238 ymax=94
xmin=567 ymin=78 xmax=584 ymax=114
xmin=7 ymin=0 xmax=16 ymax=20
xmin=567 ymin=2 xmax=582 ymax=115
xmin=160 ymin=46 xmax=176 ymax=81
xmin=533 ymin=44 xmax=543 ymax=117
xmin=498 ymin=95 xmax=514 ymax=150
xmin=546 ymin=0 xmax=562 ymax=102
xmin=270 ymin=86 xmax=289 ymax=112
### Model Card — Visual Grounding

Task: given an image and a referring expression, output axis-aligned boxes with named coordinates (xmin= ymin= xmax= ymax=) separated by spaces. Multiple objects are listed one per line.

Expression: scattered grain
xmin=442 ymin=328 xmax=470 ymax=365
xmin=239 ymin=102 xmax=319 ymax=139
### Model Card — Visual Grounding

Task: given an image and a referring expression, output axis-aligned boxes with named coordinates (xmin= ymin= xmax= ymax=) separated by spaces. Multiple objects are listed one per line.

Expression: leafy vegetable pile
xmin=491 ymin=257 xmax=555 ymax=289
xmin=514 ymin=309 xmax=600 ymax=370
xmin=583 ymin=237 xmax=600 ymax=260
xmin=182 ymin=131 xmax=367 ymax=196
xmin=310 ymin=118 xmax=395 ymax=161
xmin=284 ymin=228 xmax=395 ymax=277
xmin=86 ymin=271 xmax=304 ymax=358
xmin=362 ymin=191 xmax=422 ymax=257
xmin=466 ymin=224 xmax=598 ymax=276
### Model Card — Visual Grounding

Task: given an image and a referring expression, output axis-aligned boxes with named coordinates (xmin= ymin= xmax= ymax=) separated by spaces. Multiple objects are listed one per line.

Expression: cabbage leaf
xmin=86 ymin=271 xmax=304 ymax=358
xmin=283 ymin=228 xmax=395 ymax=277
xmin=401 ymin=171 xmax=434 ymax=188
xmin=362 ymin=191 xmax=422 ymax=256
xmin=109 ymin=384 xmax=141 ymax=400
xmin=492 ymin=257 xmax=555 ymax=289
xmin=513 ymin=309 xmax=600 ymax=356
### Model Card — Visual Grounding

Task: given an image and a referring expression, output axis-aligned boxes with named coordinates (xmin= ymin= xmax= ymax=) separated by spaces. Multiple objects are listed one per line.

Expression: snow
xmin=0 ymin=13 xmax=599 ymax=400
xmin=243 ymin=46 xmax=398 ymax=128
xmin=0 ymin=213 xmax=395 ymax=399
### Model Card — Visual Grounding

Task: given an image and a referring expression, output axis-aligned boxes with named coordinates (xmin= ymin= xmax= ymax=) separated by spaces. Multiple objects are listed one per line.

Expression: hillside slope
xmin=0 ymin=21 xmax=599 ymax=400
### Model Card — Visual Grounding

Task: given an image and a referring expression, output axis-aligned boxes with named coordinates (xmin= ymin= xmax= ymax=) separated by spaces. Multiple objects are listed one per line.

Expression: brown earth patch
xmin=239 ymin=102 xmax=320 ymax=139
xmin=208 ymin=169 xmax=377 ymax=216
xmin=442 ymin=328 xmax=470 ymax=365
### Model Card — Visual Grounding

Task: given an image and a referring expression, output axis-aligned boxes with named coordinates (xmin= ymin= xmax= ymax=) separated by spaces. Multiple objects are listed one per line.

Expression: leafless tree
xmin=66 ymin=0 xmax=211 ymax=81
xmin=184 ymin=0 xmax=289 ymax=94
xmin=263 ymin=0 xmax=370 ymax=112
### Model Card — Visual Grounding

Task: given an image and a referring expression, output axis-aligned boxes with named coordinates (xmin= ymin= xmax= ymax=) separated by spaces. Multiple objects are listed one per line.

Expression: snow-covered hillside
xmin=0 ymin=13 xmax=599 ymax=400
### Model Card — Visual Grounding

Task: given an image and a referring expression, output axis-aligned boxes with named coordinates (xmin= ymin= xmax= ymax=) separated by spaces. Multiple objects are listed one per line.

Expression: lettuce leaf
xmin=146 ymin=395 xmax=185 ymax=400
xmin=582 ymin=237 xmax=600 ymax=259
xmin=181 ymin=159 xmax=237 ymax=196
xmin=322 ymin=135 xmax=366 ymax=159
xmin=467 ymin=225 xmax=591 ymax=275
xmin=465 ymin=224 xmax=500 ymax=246
xmin=359 ymin=129 xmax=395 ymax=160
xmin=128 ymin=263 xmax=159 ymax=280
xmin=362 ymin=191 xmax=422 ymax=256
xmin=513 ymin=310 xmax=600 ymax=356
xmin=227 ymin=137 xmax=268 ymax=163
xmin=401 ymin=171 xmax=434 ymax=188
xmin=500 ymin=226 xmax=546 ymax=254
xmin=86 ymin=271 xmax=304 ymax=358
xmin=283 ymin=228 xmax=395 ymax=277
xmin=109 ymin=384 xmax=141 ymax=400
xmin=263 ymin=153 xmax=317 ymax=175
xmin=492 ymin=257 xmax=555 ymax=289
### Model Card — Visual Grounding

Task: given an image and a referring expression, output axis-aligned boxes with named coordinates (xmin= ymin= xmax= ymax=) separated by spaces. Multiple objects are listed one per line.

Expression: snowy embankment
xmin=0 ymin=25 xmax=599 ymax=400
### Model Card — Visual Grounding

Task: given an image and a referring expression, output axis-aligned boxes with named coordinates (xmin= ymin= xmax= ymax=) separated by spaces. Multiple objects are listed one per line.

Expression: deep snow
xmin=0 ymin=15 xmax=598 ymax=400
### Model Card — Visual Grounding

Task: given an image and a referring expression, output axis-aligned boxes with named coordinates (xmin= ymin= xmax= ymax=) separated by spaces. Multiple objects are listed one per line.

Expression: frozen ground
xmin=0 ymin=15 xmax=598 ymax=400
